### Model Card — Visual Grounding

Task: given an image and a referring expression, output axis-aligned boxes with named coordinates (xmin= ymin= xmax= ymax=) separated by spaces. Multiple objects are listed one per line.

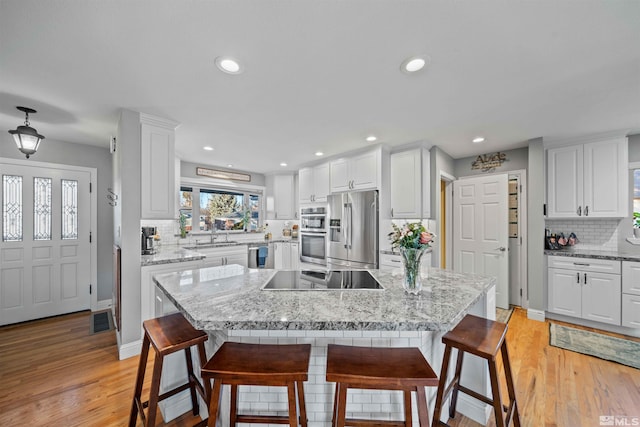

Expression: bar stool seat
xmin=201 ymin=342 xmax=311 ymax=427
xmin=129 ymin=313 xmax=210 ymax=427
xmin=326 ymin=344 xmax=439 ymax=427
xmin=432 ymin=314 xmax=521 ymax=427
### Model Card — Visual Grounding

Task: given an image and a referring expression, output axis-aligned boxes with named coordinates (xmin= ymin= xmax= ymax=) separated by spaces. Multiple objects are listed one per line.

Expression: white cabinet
xmin=140 ymin=114 xmax=179 ymax=219
xmin=330 ymin=149 xmax=380 ymax=192
xmin=267 ymin=174 xmax=296 ymax=220
xmin=199 ymin=245 xmax=248 ymax=268
xmin=547 ymin=256 xmax=621 ymax=325
xmin=299 ymin=163 xmax=330 ymax=204
xmin=622 ymin=261 xmax=640 ymax=328
xmin=273 ymin=241 xmax=299 ymax=269
xmin=546 ymin=138 xmax=627 ymax=218
xmin=389 ymin=148 xmax=431 ymax=219
xmin=141 ymin=259 xmax=203 ymax=326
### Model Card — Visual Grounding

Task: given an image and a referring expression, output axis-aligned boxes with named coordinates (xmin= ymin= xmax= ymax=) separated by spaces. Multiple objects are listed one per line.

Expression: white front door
xmin=453 ymin=174 xmax=509 ymax=309
xmin=1 ymin=163 xmax=91 ymax=325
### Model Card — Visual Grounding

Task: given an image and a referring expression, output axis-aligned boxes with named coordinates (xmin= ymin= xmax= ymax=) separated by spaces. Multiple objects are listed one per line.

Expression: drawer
xmin=380 ymin=253 xmax=402 ymax=268
xmin=547 ymin=256 xmax=620 ymax=274
xmin=622 ymin=261 xmax=640 ymax=295
xmin=622 ymin=293 xmax=640 ymax=328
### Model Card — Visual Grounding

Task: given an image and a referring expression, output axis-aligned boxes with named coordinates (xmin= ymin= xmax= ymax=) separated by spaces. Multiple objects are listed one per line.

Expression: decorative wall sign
xmin=196 ymin=167 xmax=251 ymax=182
xmin=471 ymin=152 xmax=507 ymax=172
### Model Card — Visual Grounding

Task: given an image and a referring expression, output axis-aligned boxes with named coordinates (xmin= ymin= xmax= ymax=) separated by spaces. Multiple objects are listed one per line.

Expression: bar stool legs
xmin=432 ymin=314 xmax=521 ymax=427
xmin=129 ymin=313 xmax=209 ymax=427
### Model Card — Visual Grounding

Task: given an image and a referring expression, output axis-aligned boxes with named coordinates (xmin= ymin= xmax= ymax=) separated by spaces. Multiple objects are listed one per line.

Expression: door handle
xmin=495 ymin=247 xmax=506 ymax=252
xmin=576 ymin=272 xmax=580 ymax=283
xmin=584 ymin=273 xmax=587 ymax=285
xmin=577 ymin=206 xmax=582 ymax=216
xmin=585 ymin=206 xmax=589 ymax=216
xmin=391 ymin=208 xmax=394 ymax=217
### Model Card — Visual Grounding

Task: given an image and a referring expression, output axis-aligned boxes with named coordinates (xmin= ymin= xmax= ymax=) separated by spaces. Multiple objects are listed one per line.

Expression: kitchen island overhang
xmin=152 ymin=266 xmax=496 ymax=426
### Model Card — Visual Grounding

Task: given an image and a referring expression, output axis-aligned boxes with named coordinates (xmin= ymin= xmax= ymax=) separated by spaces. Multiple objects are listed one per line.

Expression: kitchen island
xmin=153 ymin=266 xmax=496 ymax=426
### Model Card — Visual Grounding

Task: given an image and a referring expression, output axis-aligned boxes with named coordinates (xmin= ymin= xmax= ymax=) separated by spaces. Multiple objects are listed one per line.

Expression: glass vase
xmin=400 ymin=247 xmax=426 ymax=295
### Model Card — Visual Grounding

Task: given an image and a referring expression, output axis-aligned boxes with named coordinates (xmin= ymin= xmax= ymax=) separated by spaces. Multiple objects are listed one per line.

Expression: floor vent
xmin=90 ymin=310 xmax=114 ymax=335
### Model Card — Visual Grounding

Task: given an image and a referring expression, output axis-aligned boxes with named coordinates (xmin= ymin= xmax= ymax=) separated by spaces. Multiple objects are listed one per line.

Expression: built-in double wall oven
xmin=300 ymin=206 xmax=327 ymax=265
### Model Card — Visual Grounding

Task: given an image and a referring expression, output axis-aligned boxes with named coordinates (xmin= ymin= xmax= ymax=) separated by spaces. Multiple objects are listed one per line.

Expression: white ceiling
xmin=1 ymin=0 xmax=639 ymax=174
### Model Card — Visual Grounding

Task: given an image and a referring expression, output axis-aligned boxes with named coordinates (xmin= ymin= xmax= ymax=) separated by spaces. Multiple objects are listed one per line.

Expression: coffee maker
xmin=141 ymin=226 xmax=157 ymax=255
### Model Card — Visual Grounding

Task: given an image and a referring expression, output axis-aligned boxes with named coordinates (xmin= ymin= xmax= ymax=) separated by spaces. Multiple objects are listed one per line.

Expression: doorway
xmin=1 ymin=159 xmax=96 ymax=325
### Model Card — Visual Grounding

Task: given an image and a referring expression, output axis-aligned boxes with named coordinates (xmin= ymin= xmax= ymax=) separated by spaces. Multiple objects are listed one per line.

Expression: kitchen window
xmin=179 ymin=185 xmax=262 ymax=232
xmin=633 ymin=169 xmax=640 ymax=222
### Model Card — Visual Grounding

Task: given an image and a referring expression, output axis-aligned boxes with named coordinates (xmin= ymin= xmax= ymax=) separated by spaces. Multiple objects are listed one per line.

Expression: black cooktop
xmin=262 ymin=270 xmax=384 ymax=291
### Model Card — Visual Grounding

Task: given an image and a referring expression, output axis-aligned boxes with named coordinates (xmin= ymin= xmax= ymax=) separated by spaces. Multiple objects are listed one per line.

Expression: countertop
xmin=152 ymin=265 xmax=495 ymax=332
xmin=141 ymin=239 xmax=298 ymax=266
xmin=544 ymin=247 xmax=640 ymax=262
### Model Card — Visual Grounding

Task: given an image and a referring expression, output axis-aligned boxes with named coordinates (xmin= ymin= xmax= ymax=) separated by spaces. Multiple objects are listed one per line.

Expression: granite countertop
xmin=544 ymin=247 xmax=640 ymax=262
xmin=153 ymin=266 xmax=495 ymax=332
xmin=141 ymin=246 xmax=206 ymax=267
xmin=141 ymin=239 xmax=299 ymax=266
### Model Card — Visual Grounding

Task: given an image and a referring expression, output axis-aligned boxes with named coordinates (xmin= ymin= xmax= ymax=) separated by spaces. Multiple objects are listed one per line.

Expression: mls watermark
xmin=600 ymin=415 xmax=640 ymax=426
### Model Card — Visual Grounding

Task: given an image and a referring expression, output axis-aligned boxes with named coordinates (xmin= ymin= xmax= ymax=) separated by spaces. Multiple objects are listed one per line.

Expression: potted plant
xmin=634 ymin=212 xmax=640 ymax=238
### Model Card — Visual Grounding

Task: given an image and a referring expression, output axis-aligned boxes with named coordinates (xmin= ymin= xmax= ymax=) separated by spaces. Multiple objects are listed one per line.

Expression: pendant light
xmin=8 ymin=106 xmax=45 ymax=159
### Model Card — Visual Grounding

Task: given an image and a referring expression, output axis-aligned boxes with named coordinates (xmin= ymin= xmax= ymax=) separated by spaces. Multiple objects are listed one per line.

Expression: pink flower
xmin=419 ymin=232 xmax=432 ymax=245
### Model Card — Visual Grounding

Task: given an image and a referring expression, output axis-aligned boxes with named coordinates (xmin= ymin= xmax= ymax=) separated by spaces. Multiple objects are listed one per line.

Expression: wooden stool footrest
xmin=236 ymin=414 xmax=301 ymax=424
xmin=344 ymin=418 xmax=410 ymax=426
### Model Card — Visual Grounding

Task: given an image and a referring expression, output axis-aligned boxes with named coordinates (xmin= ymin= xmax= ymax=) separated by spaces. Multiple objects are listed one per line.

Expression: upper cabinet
xmin=330 ymin=148 xmax=381 ymax=193
xmin=546 ymin=138 xmax=628 ymax=218
xmin=140 ymin=114 xmax=179 ymax=219
xmin=389 ymin=148 xmax=431 ymax=219
xmin=299 ymin=163 xmax=330 ymax=204
xmin=266 ymin=173 xmax=296 ymax=220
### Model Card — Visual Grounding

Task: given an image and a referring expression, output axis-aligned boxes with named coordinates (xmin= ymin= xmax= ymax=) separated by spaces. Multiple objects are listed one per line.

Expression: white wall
xmin=0 ymin=134 xmax=114 ymax=302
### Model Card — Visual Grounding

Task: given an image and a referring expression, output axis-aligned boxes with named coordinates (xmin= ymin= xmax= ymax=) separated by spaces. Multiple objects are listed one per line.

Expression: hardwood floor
xmin=0 ymin=308 xmax=638 ymax=426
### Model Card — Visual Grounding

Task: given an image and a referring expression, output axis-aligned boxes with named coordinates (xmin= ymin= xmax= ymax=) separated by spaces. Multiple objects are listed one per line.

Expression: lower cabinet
xmin=200 ymin=245 xmax=248 ymax=268
xmin=622 ymin=261 xmax=640 ymax=328
xmin=141 ymin=259 xmax=203 ymax=326
xmin=547 ymin=256 xmax=621 ymax=326
xmin=273 ymin=241 xmax=299 ymax=269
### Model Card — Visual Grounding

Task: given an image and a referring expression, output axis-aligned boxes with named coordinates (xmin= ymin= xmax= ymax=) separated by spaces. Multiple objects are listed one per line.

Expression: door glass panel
xmin=2 ymin=175 xmax=23 ymax=241
xmin=33 ymin=177 xmax=52 ymax=240
xmin=61 ymin=179 xmax=78 ymax=240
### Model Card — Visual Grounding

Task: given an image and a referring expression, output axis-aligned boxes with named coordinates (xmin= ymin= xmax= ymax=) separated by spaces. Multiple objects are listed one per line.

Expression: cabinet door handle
xmin=576 ymin=272 xmax=580 ymax=283
xmin=585 ymin=206 xmax=589 ymax=216
xmin=583 ymin=273 xmax=587 ymax=285
xmin=577 ymin=206 xmax=582 ymax=216
xmin=391 ymin=208 xmax=394 ymax=217
xmin=573 ymin=262 xmax=590 ymax=266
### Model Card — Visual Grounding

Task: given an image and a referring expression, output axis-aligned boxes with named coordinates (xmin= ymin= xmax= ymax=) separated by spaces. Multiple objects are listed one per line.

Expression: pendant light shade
xmin=9 ymin=106 xmax=45 ymax=159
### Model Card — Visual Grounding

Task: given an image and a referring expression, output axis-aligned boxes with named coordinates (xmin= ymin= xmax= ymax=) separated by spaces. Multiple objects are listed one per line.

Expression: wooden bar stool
xmin=432 ymin=314 xmax=521 ymax=427
xmin=129 ymin=313 xmax=210 ymax=427
xmin=325 ymin=344 xmax=439 ymax=427
xmin=201 ymin=342 xmax=311 ymax=427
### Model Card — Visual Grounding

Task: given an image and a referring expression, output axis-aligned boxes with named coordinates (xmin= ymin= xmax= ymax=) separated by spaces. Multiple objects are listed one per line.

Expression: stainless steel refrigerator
xmin=327 ymin=190 xmax=378 ymax=269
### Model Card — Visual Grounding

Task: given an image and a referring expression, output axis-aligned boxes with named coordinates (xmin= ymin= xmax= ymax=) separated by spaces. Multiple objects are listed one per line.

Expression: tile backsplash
xmin=545 ymin=219 xmax=622 ymax=251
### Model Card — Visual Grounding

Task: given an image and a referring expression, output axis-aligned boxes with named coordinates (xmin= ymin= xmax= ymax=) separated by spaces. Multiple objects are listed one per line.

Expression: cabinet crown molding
xmin=139 ymin=113 xmax=180 ymax=130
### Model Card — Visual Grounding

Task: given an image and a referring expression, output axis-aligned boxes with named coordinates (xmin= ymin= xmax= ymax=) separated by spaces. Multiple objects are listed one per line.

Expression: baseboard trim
xmin=527 ymin=308 xmax=546 ymax=322
xmin=96 ymin=299 xmax=112 ymax=311
xmin=457 ymin=394 xmax=491 ymax=425
xmin=118 ymin=339 xmax=142 ymax=360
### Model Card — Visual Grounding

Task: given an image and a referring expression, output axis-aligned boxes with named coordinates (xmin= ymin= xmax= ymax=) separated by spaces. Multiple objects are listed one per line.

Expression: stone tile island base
xmin=204 ymin=296 xmax=492 ymax=426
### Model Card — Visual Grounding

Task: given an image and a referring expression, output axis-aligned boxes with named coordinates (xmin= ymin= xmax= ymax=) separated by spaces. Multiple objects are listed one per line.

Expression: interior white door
xmin=453 ymin=174 xmax=509 ymax=309
xmin=1 ymin=163 xmax=91 ymax=325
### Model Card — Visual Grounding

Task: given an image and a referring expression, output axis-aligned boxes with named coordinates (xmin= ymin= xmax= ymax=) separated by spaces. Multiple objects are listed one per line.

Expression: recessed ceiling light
xmin=203 ymin=146 xmax=214 ymax=151
xmin=215 ymin=56 xmax=243 ymax=74
xmin=366 ymin=136 xmax=377 ymax=142
xmin=227 ymin=164 xmax=233 ymax=168
xmin=472 ymin=137 xmax=486 ymax=144
xmin=315 ymin=151 xmax=324 ymax=157
xmin=280 ymin=162 xmax=288 ymax=167
xmin=401 ymin=55 xmax=429 ymax=74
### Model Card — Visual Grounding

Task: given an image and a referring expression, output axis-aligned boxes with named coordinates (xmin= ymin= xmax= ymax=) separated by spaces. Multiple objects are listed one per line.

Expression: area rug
xmin=90 ymin=310 xmax=114 ymax=335
xmin=549 ymin=323 xmax=640 ymax=370
xmin=496 ymin=306 xmax=514 ymax=324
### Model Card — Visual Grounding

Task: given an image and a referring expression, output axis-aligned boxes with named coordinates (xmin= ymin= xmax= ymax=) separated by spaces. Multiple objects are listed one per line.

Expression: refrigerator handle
xmin=347 ymin=203 xmax=353 ymax=249
xmin=343 ymin=203 xmax=349 ymax=249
